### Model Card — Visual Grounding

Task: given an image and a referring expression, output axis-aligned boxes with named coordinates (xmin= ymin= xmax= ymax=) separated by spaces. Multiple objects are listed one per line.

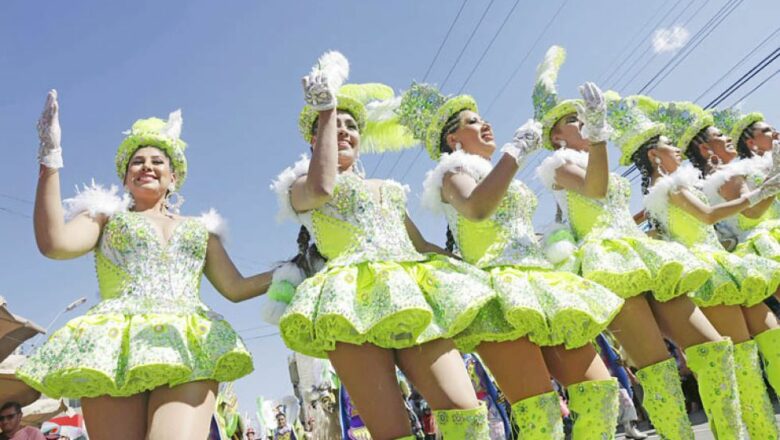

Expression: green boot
xmin=755 ymin=327 xmax=780 ymax=395
xmin=433 ymin=402 xmax=490 ymax=439
xmin=733 ymin=340 xmax=779 ymax=439
xmin=510 ymin=391 xmax=565 ymax=439
xmin=567 ymin=379 xmax=619 ymax=440
xmin=635 ymin=358 xmax=694 ymax=440
xmin=685 ymin=340 xmax=748 ymax=439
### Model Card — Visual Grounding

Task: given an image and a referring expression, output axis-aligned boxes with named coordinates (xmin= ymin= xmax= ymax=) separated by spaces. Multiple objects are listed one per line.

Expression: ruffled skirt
xmin=455 ymin=266 xmax=624 ymax=352
xmin=734 ymin=220 xmax=780 ymax=261
xmin=279 ymin=254 xmax=495 ymax=358
xmin=689 ymin=245 xmax=780 ymax=307
xmin=577 ymin=232 xmax=711 ymax=301
xmin=17 ymin=308 xmax=253 ymax=398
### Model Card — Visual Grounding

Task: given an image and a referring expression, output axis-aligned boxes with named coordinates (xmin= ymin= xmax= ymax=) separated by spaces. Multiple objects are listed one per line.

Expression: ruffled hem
xmin=735 ymin=225 xmax=780 ymax=262
xmin=17 ymin=311 xmax=253 ymax=398
xmin=454 ymin=267 xmax=623 ymax=352
xmin=689 ymin=249 xmax=780 ymax=307
xmin=279 ymin=254 xmax=495 ymax=358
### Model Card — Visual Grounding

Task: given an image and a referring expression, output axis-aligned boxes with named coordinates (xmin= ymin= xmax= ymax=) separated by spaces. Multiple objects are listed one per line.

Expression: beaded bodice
xmin=298 ymin=173 xmax=423 ymax=267
xmin=444 ymin=181 xmax=551 ymax=269
xmin=558 ymin=174 xmax=642 ymax=241
xmin=92 ymin=211 xmax=210 ymax=315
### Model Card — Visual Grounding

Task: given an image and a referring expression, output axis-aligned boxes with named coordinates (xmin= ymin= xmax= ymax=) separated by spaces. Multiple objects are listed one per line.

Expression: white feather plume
xmin=644 ymin=164 xmax=701 ymax=227
xmin=311 ymin=51 xmax=349 ymax=91
xmin=63 ymin=180 xmax=130 ymax=221
xmin=270 ymin=155 xmax=311 ymax=222
xmin=162 ymin=109 xmax=183 ymax=140
xmin=365 ymin=96 xmax=402 ymax=121
xmin=535 ymin=148 xmax=588 ymax=189
xmin=198 ymin=208 xmax=228 ymax=241
xmin=421 ymin=150 xmax=493 ymax=214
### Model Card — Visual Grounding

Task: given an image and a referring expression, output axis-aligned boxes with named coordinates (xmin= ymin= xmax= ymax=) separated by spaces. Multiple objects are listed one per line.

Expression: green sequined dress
xmin=645 ymin=165 xmax=780 ymax=307
xmin=18 ymin=187 xmax=253 ymax=398
xmin=536 ymin=148 xmax=711 ymax=300
xmin=422 ymin=151 xmax=623 ymax=352
xmin=703 ymin=154 xmax=780 ymax=261
xmin=273 ymin=157 xmax=495 ymax=358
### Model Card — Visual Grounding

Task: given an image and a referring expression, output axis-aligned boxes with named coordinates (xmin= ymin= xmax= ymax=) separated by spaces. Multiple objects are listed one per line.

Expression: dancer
xmin=273 ymin=52 xmax=493 ymax=440
xmin=19 ymin=91 xmax=263 ymax=440
xmin=632 ymin=98 xmax=780 ymax=437
xmin=534 ymin=46 xmax=745 ymax=439
xmin=394 ymin=81 xmax=623 ymax=439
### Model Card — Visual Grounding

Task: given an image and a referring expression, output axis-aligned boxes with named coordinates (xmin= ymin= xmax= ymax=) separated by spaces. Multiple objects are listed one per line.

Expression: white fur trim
xmin=270 ymin=155 xmax=310 ymax=222
xmin=644 ymin=164 xmax=701 ymax=224
xmin=535 ymin=148 xmax=589 ymax=189
xmin=197 ymin=208 xmax=228 ymax=241
xmin=701 ymin=160 xmax=747 ymax=204
xmin=260 ymin=262 xmax=307 ymax=325
xmin=63 ymin=180 xmax=130 ymax=221
xmin=259 ymin=297 xmax=288 ymax=326
xmin=421 ymin=150 xmax=493 ymax=214
xmin=544 ymin=240 xmax=576 ymax=264
xmin=272 ymin=261 xmax=306 ymax=286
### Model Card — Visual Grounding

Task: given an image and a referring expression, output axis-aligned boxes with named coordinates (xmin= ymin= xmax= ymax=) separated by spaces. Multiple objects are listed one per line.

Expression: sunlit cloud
xmin=652 ymin=26 xmax=690 ymax=53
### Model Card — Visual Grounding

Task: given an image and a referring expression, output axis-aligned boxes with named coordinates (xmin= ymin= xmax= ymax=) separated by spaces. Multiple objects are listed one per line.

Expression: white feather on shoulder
xmin=420 ymin=150 xmax=493 ymax=214
xmin=270 ymin=155 xmax=310 ymax=223
xmin=701 ymin=159 xmax=749 ymax=203
xmin=535 ymin=148 xmax=588 ymax=189
xmin=644 ymin=164 xmax=701 ymax=224
xmin=63 ymin=180 xmax=130 ymax=221
xmin=197 ymin=208 xmax=228 ymax=241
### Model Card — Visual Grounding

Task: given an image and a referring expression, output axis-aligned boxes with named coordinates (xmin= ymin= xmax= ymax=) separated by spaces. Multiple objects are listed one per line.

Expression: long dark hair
xmin=292 ymin=226 xmax=325 ymax=276
xmin=630 ymin=135 xmax=665 ymax=233
xmin=439 ymin=110 xmax=467 ymax=254
xmin=736 ymin=122 xmax=758 ymax=159
xmin=684 ymin=127 xmax=712 ymax=177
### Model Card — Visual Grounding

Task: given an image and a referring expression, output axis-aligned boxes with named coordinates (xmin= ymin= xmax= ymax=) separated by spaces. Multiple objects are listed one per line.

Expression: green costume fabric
xmin=635 ymin=358 xmax=694 ymax=440
xmin=535 ymin=148 xmax=710 ymax=300
xmin=567 ymin=379 xmax=620 ymax=440
xmin=422 ymin=151 xmax=623 ymax=352
xmin=644 ymin=165 xmax=780 ymax=307
xmin=684 ymin=340 xmax=747 ymax=440
xmin=274 ymin=157 xmax=495 ymax=358
xmin=510 ymin=391 xmax=565 ymax=439
xmin=732 ymin=340 xmax=778 ymax=439
xmin=18 ymin=203 xmax=252 ymax=398
xmin=755 ymin=327 xmax=780 ymax=400
xmin=434 ymin=403 xmax=490 ymax=439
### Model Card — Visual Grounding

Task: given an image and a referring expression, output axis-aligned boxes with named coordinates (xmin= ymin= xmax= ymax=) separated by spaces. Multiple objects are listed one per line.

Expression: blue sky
xmin=2 ymin=0 xmax=779 ymax=428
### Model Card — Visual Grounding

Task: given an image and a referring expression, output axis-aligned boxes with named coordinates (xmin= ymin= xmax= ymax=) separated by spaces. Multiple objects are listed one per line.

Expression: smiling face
xmin=551 ymin=112 xmax=589 ymax=151
xmin=124 ymin=146 xmax=176 ymax=202
xmin=747 ymin=121 xmax=777 ymax=155
xmin=647 ymin=135 xmax=682 ymax=174
xmin=445 ymin=110 xmax=496 ymax=159
xmin=700 ymin=126 xmax=737 ymax=165
xmin=311 ymin=110 xmax=361 ymax=173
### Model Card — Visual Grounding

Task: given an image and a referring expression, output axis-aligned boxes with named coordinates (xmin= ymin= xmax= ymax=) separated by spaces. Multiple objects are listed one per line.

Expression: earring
xmin=654 ymin=157 xmax=662 ymax=164
xmin=707 ymin=154 xmax=721 ymax=169
xmin=454 ymin=142 xmax=462 ymax=151
xmin=165 ymin=183 xmax=185 ymax=214
xmin=559 ymin=140 xmax=567 ymax=149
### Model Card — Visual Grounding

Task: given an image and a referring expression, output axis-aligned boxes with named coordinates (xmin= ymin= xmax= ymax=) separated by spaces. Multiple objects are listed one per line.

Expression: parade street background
xmin=2 ymin=0 xmax=780 ymax=418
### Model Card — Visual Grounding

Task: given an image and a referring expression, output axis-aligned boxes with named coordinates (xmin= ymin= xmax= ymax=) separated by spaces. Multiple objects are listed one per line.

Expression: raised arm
xmin=717 ymin=175 xmax=774 ymax=219
xmin=203 ymin=234 xmax=273 ymax=303
xmin=33 ymin=90 xmax=102 ymax=259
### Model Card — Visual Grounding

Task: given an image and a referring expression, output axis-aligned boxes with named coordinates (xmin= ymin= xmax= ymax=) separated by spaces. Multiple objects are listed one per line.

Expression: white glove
xmin=747 ymin=173 xmax=780 ymax=206
xmin=501 ymin=119 xmax=542 ymax=167
xmin=574 ymin=82 xmax=612 ymax=143
xmin=768 ymin=139 xmax=780 ymax=177
xmin=37 ymin=89 xmax=63 ymax=169
xmin=302 ymin=72 xmax=337 ymax=111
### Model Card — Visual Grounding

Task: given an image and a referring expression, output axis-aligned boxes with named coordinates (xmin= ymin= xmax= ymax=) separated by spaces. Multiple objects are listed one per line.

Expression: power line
xmin=693 ymin=26 xmax=780 ymax=103
xmin=483 ymin=0 xmax=570 ymax=116
xmin=0 ymin=193 xmax=33 ymax=204
xmin=0 ymin=205 xmax=31 ymax=219
xmin=457 ymin=0 xmax=521 ymax=94
xmin=368 ymin=0 xmax=468 ymax=179
xmin=705 ymin=47 xmax=780 ymax=109
xmin=439 ymin=0 xmax=496 ymax=90
xmin=639 ymin=0 xmax=743 ymax=94
xmin=725 ymin=67 xmax=780 ymax=108
xmin=243 ymin=331 xmax=281 ymax=341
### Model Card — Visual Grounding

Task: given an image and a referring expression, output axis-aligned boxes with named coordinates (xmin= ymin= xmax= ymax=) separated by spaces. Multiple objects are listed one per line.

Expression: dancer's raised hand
xmin=37 ymin=89 xmax=63 ymax=169
xmin=575 ymin=81 xmax=612 ymax=143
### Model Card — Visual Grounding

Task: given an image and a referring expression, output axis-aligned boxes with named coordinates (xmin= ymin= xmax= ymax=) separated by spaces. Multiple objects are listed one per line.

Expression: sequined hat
xmin=533 ymin=46 xmax=582 ymax=150
xmin=712 ymin=108 xmax=765 ymax=144
xmin=115 ymin=109 xmax=188 ymax=190
xmin=645 ymin=100 xmax=713 ymax=153
xmin=609 ymin=95 xmax=665 ymax=165
xmin=397 ymin=82 xmax=478 ymax=160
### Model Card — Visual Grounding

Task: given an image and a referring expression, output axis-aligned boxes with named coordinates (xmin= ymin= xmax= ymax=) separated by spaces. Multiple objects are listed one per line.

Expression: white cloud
xmin=652 ymin=26 xmax=690 ymax=53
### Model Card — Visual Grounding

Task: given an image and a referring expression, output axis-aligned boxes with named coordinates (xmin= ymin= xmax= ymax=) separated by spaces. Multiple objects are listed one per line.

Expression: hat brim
xmin=729 ymin=112 xmax=765 ymax=144
xmin=298 ymin=95 xmax=367 ymax=143
xmin=424 ymin=95 xmax=478 ymax=160
xmin=678 ymin=112 xmax=715 ymax=153
xmin=619 ymin=124 xmax=665 ymax=166
xmin=541 ymin=100 xmax=580 ymax=150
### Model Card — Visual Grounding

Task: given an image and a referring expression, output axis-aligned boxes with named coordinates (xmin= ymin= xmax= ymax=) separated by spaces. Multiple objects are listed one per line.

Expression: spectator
xmin=0 ymin=402 xmax=45 ymax=440
xmin=245 ymin=426 xmax=256 ymax=440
